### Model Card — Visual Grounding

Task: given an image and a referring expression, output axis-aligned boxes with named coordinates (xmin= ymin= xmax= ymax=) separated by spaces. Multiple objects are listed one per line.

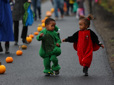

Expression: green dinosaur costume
xmin=36 ymin=28 xmax=61 ymax=74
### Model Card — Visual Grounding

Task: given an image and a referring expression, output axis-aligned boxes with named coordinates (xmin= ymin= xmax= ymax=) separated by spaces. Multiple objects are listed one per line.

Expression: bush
xmin=101 ymin=0 xmax=114 ymax=14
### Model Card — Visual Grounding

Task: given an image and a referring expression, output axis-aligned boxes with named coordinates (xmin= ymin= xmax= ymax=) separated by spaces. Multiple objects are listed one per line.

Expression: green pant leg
xmin=50 ymin=55 xmax=61 ymax=71
xmin=43 ymin=57 xmax=53 ymax=73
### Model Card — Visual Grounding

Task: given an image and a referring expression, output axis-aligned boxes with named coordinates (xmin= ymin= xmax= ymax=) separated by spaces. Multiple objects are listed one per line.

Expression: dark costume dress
xmin=0 ymin=0 xmax=14 ymax=41
xmin=65 ymin=29 xmax=101 ymax=67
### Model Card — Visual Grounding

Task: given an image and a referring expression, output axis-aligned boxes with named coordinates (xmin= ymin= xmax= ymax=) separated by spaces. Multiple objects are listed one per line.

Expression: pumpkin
xmin=51 ymin=8 xmax=54 ymax=13
xmin=42 ymin=23 xmax=45 ymax=27
xmin=0 ymin=62 xmax=6 ymax=74
xmin=16 ymin=50 xmax=23 ymax=56
xmin=44 ymin=17 xmax=48 ymax=21
xmin=41 ymin=19 xmax=45 ymax=23
xmin=46 ymin=11 xmax=52 ymax=17
xmin=26 ymin=36 xmax=32 ymax=43
xmin=6 ymin=57 xmax=13 ymax=63
xmin=16 ymin=46 xmax=23 ymax=56
xmin=29 ymin=34 xmax=34 ymax=38
xmin=21 ymin=45 xmax=27 ymax=49
xmin=37 ymin=25 xmax=43 ymax=32
xmin=34 ymin=32 xmax=39 ymax=35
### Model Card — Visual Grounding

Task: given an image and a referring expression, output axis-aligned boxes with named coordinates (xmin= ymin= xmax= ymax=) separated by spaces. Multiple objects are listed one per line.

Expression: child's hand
xmin=56 ymin=43 xmax=60 ymax=47
xmin=62 ymin=39 xmax=66 ymax=42
xmin=101 ymin=44 xmax=104 ymax=48
xmin=40 ymin=33 xmax=44 ymax=37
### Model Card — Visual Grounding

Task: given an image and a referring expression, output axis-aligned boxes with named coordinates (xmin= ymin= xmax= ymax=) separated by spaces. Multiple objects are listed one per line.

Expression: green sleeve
xmin=55 ymin=32 xmax=61 ymax=46
xmin=54 ymin=25 xmax=60 ymax=32
xmin=36 ymin=29 xmax=46 ymax=41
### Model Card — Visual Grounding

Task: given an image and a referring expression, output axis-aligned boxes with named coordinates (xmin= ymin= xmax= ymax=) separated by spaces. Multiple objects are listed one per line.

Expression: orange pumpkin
xmin=16 ymin=50 xmax=23 ymax=56
xmin=29 ymin=34 xmax=34 ymax=38
xmin=41 ymin=19 xmax=45 ymax=23
xmin=44 ymin=17 xmax=48 ymax=20
xmin=37 ymin=25 xmax=43 ymax=32
xmin=51 ymin=8 xmax=54 ymax=13
xmin=46 ymin=11 xmax=52 ymax=17
xmin=42 ymin=23 xmax=45 ymax=27
xmin=26 ymin=36 xmax=32 ymax=43
xmin=21 ymin=45 xmax=27 ymax=49
xmin=34 ymin=32 xmax=39 ymax=35
xmin=6 ymin=57 xmax=13 ymax=63
xmin=16 ymin=46 xmax=23 ymax=56
xmin=0 ymin=62 xmax=6 ymax=74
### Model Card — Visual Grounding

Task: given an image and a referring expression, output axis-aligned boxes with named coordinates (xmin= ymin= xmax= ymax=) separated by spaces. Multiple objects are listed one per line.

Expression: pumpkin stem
xmin=0 ymin=62 xmax=1 ymax=65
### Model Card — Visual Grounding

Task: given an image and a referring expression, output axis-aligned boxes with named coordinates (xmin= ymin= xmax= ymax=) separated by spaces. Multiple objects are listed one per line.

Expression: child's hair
xmin=79 ymin=15 xmax=93 ymax=27
xmin=45 ymin=18 xmax=55 ymax=25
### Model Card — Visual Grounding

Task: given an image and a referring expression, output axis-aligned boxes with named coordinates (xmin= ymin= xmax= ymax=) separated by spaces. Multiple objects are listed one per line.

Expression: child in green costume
xmin=36 ymin=18 xmax=61 ymax=76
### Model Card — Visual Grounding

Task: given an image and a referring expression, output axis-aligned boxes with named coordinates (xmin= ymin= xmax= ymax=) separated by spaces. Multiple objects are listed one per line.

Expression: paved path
xmin=0 ymin=1 xmax=114 ymax=85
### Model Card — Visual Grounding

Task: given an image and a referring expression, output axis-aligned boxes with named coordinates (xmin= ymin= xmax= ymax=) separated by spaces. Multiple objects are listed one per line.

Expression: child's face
xmin=79 ymin=20 xmax=88 ymax=30
xmin=46 ymin=21 xmax=56 ymax=31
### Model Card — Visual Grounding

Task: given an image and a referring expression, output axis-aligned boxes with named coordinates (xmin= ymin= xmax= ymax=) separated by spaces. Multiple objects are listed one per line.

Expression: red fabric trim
xmin=87 ymin=18 xmax=90 ymax=21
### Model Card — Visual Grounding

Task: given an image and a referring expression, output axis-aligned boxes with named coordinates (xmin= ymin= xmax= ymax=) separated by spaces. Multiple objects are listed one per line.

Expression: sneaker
xmin=45 ymin=73 xmax=50 ymax=76
xmin=55 ymin=70 xmax=59 ymax=75
xmin=76 ymin=15 xmax=79 ymax=19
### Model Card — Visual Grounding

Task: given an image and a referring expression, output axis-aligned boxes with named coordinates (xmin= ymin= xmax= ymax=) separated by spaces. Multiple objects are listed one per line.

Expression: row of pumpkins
xmin=0 ymin=8 xmax=55 ymax=74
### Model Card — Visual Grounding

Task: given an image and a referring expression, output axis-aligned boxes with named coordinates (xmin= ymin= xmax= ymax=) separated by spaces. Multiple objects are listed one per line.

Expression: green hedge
xmin=101 ymin=0 xmax=114 ymax=14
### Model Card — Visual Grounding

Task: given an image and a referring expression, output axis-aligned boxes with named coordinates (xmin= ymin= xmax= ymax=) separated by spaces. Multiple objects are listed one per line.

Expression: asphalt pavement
xmin=0 ymin=1 xmax=114 ymax=85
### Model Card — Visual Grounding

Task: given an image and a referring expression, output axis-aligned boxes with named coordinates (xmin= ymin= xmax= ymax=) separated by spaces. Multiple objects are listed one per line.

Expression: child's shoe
xmin=45 ymin=72 xmax=54 ymax=76
xmin=83 ymin=66 xmax=88 ymax=76
xmin=85 ymin=73 xmax=88 ymax=76
xmin=45 ymin=73 xmax=50 ymax=76
xmin=55 ymin=70 xmax=59 ymax=75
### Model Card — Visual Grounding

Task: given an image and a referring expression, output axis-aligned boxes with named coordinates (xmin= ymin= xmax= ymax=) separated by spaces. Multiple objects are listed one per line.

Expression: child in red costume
xmin=62 ymin=15 xmax=104 ymax=76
